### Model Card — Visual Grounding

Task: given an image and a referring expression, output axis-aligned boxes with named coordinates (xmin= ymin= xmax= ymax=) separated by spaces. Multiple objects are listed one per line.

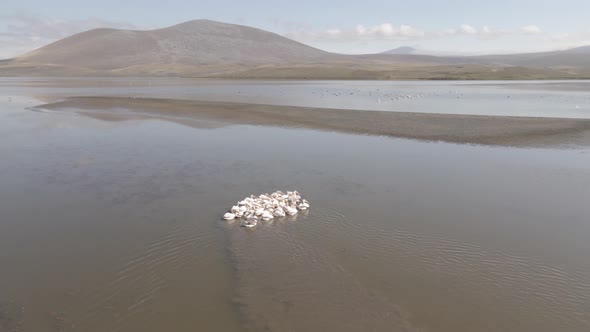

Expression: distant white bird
xmin=223 ymin=213 xmax=236 ymax=220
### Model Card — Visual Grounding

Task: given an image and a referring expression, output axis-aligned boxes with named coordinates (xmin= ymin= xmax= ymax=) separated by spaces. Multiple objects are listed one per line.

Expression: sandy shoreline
xmin=35 ymin=96 xmax=590 ymax=147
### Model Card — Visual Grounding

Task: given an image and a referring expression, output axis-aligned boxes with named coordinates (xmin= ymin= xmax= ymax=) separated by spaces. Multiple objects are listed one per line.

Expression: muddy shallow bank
xmin=35 ymin=96 xmax=590 ymax=147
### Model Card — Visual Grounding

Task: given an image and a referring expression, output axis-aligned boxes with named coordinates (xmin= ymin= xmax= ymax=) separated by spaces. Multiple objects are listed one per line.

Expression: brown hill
xmin=14 ymin=20 xmax=331 ymax=69
xmin=472 ymin=46 xmax=590 ymax=68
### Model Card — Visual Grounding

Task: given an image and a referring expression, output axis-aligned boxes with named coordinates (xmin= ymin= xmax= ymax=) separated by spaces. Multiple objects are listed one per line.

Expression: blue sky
xmin=2 ymin=0 xmax=590 ymax=58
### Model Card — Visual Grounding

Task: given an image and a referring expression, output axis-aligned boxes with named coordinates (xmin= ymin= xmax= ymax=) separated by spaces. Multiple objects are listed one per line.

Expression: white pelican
xmin=261 ymin=211 xmax=274 ymax=221
xmin=284 ymin=206 xmax=298 ymax=216
xmin=273 ymin=208 xmax=286 ymax=217
xmin=242 ymin=220 xmax=258 ymax=228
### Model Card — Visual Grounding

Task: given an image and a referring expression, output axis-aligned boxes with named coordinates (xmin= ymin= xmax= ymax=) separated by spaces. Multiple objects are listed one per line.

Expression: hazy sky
xmin=2 ymin=0 xmax=590 ymax=58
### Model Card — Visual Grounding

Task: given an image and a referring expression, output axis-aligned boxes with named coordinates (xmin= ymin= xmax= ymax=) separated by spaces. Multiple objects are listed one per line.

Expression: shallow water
xmin=1 ymin=79 xmax=590 ymax=331
xmin=1 ymin=78 xmax=590 ymax=118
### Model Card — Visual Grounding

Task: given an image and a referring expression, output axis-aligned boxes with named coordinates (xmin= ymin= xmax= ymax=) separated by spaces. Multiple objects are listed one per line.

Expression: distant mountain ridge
xmin=559 ymin=45 xmax=590 ymax=54
xmin=381 ymin=46 xmax=419 ymax=55
xmin=2 ymin=20 xmax=590 ymax=79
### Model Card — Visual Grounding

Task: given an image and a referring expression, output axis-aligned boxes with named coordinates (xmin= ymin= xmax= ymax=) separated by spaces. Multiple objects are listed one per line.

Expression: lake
xmin=0 ymin=79 xmax=589 ymax=331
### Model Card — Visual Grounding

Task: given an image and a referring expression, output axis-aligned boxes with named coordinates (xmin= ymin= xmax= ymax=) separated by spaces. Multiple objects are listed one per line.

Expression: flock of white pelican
xmin=223 ymin=191 xmax=310 ymax=228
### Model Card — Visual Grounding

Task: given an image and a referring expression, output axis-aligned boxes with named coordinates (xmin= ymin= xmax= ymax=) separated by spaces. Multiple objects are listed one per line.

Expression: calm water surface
xmin=1 ymin=78 xmax=590 ymax=118
xmin=0 ymin=79 xmax=589 ymax=331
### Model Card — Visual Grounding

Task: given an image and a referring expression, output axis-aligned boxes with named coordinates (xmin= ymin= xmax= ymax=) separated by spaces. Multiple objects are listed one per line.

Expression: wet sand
xmin=35 ymin=96 xmax=590 ymax=147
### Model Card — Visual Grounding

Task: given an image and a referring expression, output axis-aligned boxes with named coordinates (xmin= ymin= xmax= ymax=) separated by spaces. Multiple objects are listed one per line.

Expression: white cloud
xmin=399 ymin=24 xmax=422 ymax=37
xmin=360 ymin=23 xmax=424 ymax=37
xmin=355 ymin=24 xmax=367 ymax=35
xmin=287 ymin=22 xmax=424 ymax=42
xmin=325 ymin=28 xmax=341 ymax=36
xmin=460 ymin=24 xmax=478 ymax=35
xmin=424 ymin=24 xmax=516 ymax=40
xmin=291 ymin=23 xmax=522 ymax=44
xmin=521 ymin=25 xmax=541 ymax=34
xmin=0 ymin=12 xmax=140 ymax=59
xmin=437 ymin=28 xmax=457 ymax=36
